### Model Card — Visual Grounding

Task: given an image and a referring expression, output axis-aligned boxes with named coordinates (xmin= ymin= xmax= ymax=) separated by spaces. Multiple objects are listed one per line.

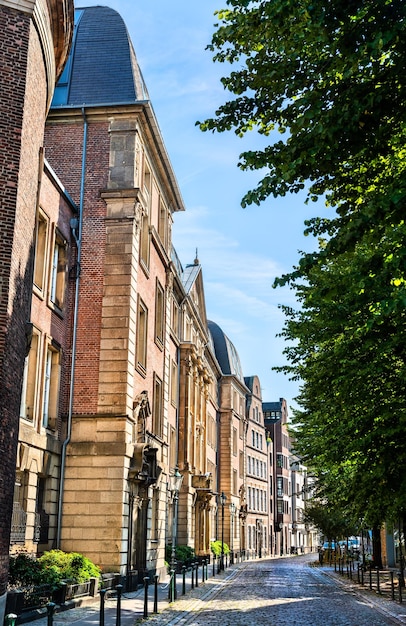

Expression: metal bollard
xmin=5 ymin=614 xmax=17 ymax=626
xmin=202 ymin=559 xmax=205 ymax=583
xmin=195 ymin=562 xmax=199 ymax=588
xmin=144 ymin=576 xmax=149 ymax=617
xmin=390 ymin=571 xmax=395 ymax=601
xmin=174 ymin=569 xmax=178 ymax=601
xmin=369 ymin=566 xmax=373 ymax=590
xmin=376 ymin=567 xmax=380 ymax=594
xmin=168 ymin=570 xmax=174 ymax=603
xmin=154 ymin=574 xmax=159 ymax=613
xmin=116 ymin=584 xmax=123 ymax=626
xmin=99 ymin=588 xmax=108 ymax=626
xmin=213 ymin=554 xmax=216 ymax=577
xmin=191 ymin=564 xmax=195 ymax=590
xmin=47 ymin=602 xmax=56 ymax=626
xmin=182 ymin=566 xmax=186 ymax=595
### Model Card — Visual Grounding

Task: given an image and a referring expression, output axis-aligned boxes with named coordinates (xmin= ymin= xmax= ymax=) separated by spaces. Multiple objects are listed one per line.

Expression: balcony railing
xmin=10 ymin=504 xmax=49 ymax=545
xmin=10 ymin=503 xmax=27 ymax=544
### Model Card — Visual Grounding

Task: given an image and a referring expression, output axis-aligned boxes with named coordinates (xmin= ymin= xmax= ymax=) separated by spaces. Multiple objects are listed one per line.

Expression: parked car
xmin=321 ymin=541 xmax=336 ymax=551
xmin=338 ymin=537 xmax=361 ymax=553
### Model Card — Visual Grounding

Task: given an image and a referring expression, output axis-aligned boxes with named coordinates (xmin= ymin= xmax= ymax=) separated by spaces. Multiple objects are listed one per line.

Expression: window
xmin=42 ymin=344 xmax=60 ymax=430
xmin=20 ymin=331 xmax=40 ymax=422
xmin=10 ymin=472 xmax=28 ymax=545
xmin=171 ymin=298 xmax=179 ymax=337
xmin=34 ymin=211 xmax=49 ymax=292
xmin=232 ymin=427 xmax=237 ymax=456
xmin=185 ymin=316 xmax=192 ymax=341
xmin=155 ymin=280 xmax=165 ymax=347
xmin=152 ymin=374 xmax=163 ymax=437
xmin=233 ymin=469 xmax=237 ymax=495
xmin=170 ymin=427 xmax=177 ymax=470
xmin=136 ymin=298 xmax=148 ymax=373
xmin=239 ymin=451 xmax=244 ymax=478
xmin=49 ymin=230 xmax=67 ymax=310
xmin=144 ymin=161 xmax=151 ymax=197
xmin=157 ymin=197 xmax=167 ymax=248
xmin=151 ymin=488 xmax=159 ymax=541
xmin=140 ymin=207 xmax=150 ymax=269
xmin=277 ymin=477 xmax=283 ymax=498
xmin=171 ymin=360 xmax=178 ymax=406
xmin=277 ymin=454 xmax=284 ymax=468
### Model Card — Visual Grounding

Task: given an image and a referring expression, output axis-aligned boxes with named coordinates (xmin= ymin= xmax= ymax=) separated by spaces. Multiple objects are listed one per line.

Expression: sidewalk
xmin=19 ymin=561 xmax=236 ymax=626
xmin=319 ymin=564 xmax=406 ymax=625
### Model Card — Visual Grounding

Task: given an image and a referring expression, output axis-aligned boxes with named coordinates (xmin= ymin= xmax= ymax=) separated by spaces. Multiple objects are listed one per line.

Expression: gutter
xmin=56 ymin=107 xmax=87 ymax=547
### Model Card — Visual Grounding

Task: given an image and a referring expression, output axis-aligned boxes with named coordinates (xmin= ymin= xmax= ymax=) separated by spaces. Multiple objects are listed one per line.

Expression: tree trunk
xmin=372 ymin=526 xmax=382 ymax=569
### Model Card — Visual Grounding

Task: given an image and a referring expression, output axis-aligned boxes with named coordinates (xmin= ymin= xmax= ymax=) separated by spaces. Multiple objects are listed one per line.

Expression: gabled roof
xmin=208 ymin=320 xmax=244 ymax=383
xmin=181 ymin=260 xmax=208 ymax=331
xmin=52 ymin=6 xmax=148 ymax=107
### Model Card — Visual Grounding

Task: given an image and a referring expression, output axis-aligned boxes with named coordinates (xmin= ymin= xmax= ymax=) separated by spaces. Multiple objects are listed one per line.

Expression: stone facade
xmin=43 ymin=102 xmax=184 ymax=581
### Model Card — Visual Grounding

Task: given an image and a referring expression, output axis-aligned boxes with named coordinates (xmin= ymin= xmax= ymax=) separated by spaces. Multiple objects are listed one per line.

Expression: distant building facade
xmin=264 ymin=399 xmax=292 ymax=555
xmin=208 ymin=321 xmax=248 ymax=559
xmin=245 ymin=376 xmax=269 ymax=557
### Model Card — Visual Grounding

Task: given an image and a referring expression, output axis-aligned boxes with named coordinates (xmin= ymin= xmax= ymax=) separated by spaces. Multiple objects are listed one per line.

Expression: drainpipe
xmin=56 ymin=107 xmax=87 ymax=547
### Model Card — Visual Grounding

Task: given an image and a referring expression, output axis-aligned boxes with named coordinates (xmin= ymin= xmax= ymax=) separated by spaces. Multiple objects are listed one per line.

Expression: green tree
xmin=200 ymin=0 xmax=406 ymax=533
xmin=199 ymin=0 xmax=406 ymax=210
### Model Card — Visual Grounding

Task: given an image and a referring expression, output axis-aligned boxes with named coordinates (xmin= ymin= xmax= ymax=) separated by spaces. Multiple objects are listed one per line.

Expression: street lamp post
xmin=229 ymin=502 xmax=236 ymax=565
xmin=169 ymin=468 xmax=183 ymax=584
xmin=220 ymin=492 xmax=227 ymax=571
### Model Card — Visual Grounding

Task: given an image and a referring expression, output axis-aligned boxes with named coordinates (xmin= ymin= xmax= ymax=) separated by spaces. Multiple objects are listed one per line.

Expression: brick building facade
xmin=0 ymin=0 xmax=73 ymax=620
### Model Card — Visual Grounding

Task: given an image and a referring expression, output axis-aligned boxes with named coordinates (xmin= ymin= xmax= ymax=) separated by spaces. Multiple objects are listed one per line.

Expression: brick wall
xmin=0 ymin=5 xmax=47 ymax=599
xmin=45 ymin=119 xmax=110 ymax=414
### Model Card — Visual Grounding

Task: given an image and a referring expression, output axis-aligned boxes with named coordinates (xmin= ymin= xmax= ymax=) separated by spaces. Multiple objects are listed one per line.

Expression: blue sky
xmin=78 ymin=1 xmax=327 ymax=411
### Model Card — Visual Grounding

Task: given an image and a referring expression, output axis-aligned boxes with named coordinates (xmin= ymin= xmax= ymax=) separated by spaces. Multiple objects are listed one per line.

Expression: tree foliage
xmin=200 ymin=0 xmax=406 ymax=526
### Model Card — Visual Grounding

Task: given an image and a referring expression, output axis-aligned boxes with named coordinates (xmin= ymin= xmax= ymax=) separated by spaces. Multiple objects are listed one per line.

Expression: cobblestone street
xmin=140 ymin=555 xmax=406 ymax=626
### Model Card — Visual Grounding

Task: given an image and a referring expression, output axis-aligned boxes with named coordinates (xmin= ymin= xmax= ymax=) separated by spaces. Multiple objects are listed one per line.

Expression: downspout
xmin=56 ymin=107 xmax=87 ymax=547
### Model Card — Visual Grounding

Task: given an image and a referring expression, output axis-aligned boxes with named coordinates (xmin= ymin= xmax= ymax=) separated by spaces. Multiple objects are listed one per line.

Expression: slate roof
xmin=52 ymin=6 xmax=148 ymax=107
xmin=244 ymin=376 xmax=255 ymax=392
xmin=263 ymin=401 xmax=283 ymax=412
xmin=182 ymin=262 xmax=201 ymax=294
xmin=208 ymin=321 xmax=244 ymax=382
